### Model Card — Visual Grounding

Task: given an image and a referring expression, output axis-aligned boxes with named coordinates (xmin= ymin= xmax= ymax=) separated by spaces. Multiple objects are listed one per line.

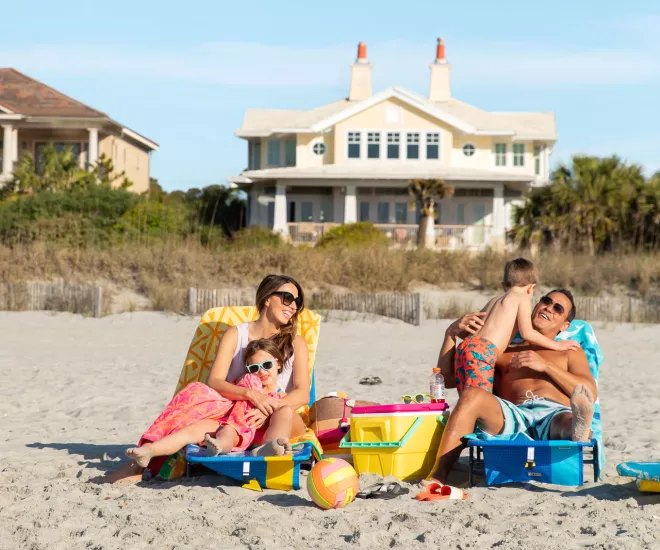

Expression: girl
xmin=124 ymin=339 xmax=289 ymax=467
xmin=105 ymin=274 xmax=309 ymax=483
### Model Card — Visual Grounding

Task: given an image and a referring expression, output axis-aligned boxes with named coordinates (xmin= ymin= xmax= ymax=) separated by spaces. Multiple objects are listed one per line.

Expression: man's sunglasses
xmin=245 ymin=360 xmax=276 ymax=374
xmin=539 ymin=295 xmax=565 ymax=315
xmin=271 ymin=291 xmax=303 ymax=309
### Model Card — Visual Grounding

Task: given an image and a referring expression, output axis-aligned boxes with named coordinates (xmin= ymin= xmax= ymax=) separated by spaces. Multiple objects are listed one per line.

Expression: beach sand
xmin=1 ymin=311 xmax=659 ymax=549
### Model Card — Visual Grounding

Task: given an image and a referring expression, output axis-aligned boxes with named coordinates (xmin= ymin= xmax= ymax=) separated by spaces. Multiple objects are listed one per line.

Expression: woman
xmin=105 ymin=274 xmax=309 ymax=483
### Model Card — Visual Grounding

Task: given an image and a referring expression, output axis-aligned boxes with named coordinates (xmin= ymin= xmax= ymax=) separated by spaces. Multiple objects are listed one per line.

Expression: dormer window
xmin=367 ymin=132 xmax=381 ymax=158
xmin=513 ymin=143 xmax=525 ymax=166
xmin=407 ymin=133 xmax=420 ymax=159
xmin=347 ymin=132 xmax=361 ymax=159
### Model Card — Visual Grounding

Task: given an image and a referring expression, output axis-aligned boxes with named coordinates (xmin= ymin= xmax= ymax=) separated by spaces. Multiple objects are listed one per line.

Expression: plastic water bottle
xmin=430 ymin=368 xmax=445 ymax=403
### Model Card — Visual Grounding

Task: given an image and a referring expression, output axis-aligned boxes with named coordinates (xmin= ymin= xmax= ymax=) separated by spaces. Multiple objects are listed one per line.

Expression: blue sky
xmin=2 ymin=0 xmax=659 ymax=190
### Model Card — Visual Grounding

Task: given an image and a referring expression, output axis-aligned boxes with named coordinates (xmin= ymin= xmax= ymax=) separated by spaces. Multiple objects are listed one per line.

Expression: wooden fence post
xmin=94 ymin=286 xmax=103 ymax=318
xmin=188 ymin=288 xmax=197 ymax=316
xmin=413 ymin=293 xmax=423 ymax=326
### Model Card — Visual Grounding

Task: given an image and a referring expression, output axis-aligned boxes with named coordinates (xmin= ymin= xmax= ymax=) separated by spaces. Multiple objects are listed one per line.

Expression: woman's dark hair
xmin=255 ymin=274 xmax=304 ymax=364
xmin=245 ymin=339 xmax=284 ymax=373
xmin=548 ymin=288 xmax=577 ymax=322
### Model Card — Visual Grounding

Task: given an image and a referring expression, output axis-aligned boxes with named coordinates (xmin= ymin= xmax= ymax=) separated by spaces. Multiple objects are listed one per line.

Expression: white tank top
xmin=227 ymin=322 xmax=295 ymax=392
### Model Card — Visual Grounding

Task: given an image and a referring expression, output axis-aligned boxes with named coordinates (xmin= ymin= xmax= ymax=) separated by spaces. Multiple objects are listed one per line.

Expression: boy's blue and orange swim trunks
xmin=454 ymin=336 xmax=498 ymax=393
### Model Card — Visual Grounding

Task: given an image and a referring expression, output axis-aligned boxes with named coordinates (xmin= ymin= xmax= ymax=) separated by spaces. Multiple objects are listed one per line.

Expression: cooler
xmin=339 ymin=403 xmax=449 ymax=481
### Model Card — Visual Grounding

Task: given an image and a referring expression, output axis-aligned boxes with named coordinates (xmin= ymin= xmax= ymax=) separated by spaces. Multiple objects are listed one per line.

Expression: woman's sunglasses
xmin=402 ymin=393 xmax=433 ymax=404
xmin=271 ymin=291 xmax=303 ymax=310
xmin=539 ymin=295 xmax=565 ymax=315
xmin=245 ymin=360 xmax=276 ymax=374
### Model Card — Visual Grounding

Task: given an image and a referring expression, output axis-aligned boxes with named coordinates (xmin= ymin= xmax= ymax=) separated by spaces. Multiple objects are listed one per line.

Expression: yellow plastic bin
xmin=340 ymin=403 xmax=449 ymax=481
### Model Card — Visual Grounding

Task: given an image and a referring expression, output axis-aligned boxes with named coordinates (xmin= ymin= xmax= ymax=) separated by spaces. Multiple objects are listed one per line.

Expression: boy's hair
xmin=245 ymin=338 xmax=284 ymax=372
xmin=503 ymin=258 xmax=538 ymax=289
xmin=547 ymin=288 xmax=577 ymax=322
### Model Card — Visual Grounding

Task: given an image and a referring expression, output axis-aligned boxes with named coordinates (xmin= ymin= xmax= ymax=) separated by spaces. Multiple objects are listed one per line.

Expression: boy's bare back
xmin=478 ymin=289 xmax=530 ymax=353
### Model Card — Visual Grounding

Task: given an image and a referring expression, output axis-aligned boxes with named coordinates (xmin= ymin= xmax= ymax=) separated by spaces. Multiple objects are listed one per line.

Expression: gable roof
xmin=236 ymin=87 xmax=556 ymax=141
xmin=0 ymin=69 xmax=107 ymax=118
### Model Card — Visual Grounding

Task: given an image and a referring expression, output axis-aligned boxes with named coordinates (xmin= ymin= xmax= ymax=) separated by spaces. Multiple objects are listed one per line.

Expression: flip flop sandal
xmin=416 ymin=483 xmax=468 ymax=502
xmin=359 ymin=376 xmax=383 ymax=386
xmin=356 ymin=482 xmax=410 ymax=500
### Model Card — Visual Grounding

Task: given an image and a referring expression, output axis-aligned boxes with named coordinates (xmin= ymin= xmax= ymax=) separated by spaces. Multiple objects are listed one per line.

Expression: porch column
xmin=343 ymin=184 xmax=357 ymax=224
xmin=11 ymin=128 xmax=18 ymax=162
xmin=87 ymin=128 xmax=99 ymax=168
xmin=492 ymin=183 xmax=505 ymax=249
xmin=273 ymin=182 xmax=289 ymax=237
xmin=1 ymin=124 xmax=13 ymax=178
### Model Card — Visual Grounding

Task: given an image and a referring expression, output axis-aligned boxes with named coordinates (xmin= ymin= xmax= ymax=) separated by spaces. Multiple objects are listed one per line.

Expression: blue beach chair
xmin=467 ymin=320 xmax=604 ymax=487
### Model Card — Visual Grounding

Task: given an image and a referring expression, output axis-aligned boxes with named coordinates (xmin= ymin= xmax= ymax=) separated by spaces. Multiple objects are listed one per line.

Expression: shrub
xmin=229 ymin=226 xmax=286 ymax=248
xmin=315 ymin=222 xmax=389 ymax=249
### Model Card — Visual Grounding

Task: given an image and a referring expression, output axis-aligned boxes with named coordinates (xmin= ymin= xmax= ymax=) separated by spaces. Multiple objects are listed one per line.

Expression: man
xmin=427 ymin=289 xmax=597 ymax=486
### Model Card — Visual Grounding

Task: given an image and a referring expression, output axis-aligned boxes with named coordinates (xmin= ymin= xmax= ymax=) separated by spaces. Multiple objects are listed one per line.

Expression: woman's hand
xmin=243 ymin=408 xmax=268 ymax=428
xmin=247 ymin=390 xmax=280 ymax=416
xmin=447 ymin=311 xmax=486 ymax=338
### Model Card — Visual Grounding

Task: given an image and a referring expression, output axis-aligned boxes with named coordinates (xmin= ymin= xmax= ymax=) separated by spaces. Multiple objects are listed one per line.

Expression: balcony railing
xmin=286 ymin=222 xmax=492 ymax=249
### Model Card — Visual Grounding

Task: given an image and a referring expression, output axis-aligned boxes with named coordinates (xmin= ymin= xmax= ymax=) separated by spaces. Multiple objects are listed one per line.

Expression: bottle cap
xmin=432 ymin=368 xmax=441 ymax=373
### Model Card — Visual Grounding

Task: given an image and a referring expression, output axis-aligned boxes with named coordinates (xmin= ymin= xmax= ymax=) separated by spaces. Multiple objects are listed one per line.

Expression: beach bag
xmin=309 ymin=394 xmax=378 ymax=460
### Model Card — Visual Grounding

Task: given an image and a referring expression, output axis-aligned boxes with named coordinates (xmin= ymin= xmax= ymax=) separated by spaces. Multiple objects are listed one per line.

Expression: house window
xmin=387 ymin=133 xmax=400 ymax=159
xmin=35 ymin=142 xmax=82 ymax=175
xmin=359 ymin=201 xmax=370 ymax=222
xmin=495 ymin=143 xmax=507 ymax=166
xmin=284 ymin=139 xmax=296 ymax=167
xmin=426 ymin=133 xmax=440 ymax=160
xmin=457 ymin=204 xmax=465 ymax=225
xmin=288 ymin=202 xmax=296 ymax=222
xmin=313 ymin=142 xmax=326 ymax=155
xmin=462 ymin=144 xmax=476 ymax=157
xmin=513 ymin=143 xmax=525 ymax=166
xmin=301 ymin=201 xmax=313 ymax=222
xmin=407 ymin=133 xmax=420 ymax=159
xmin=534 ymin=145 xmax=541 ymax=175
xmin=394 ymin=202 xmax=407 ymax=223
xmin=367 ymin=132 xmax=381 ymax=159
xmin=377 ymin=202 xmax=390 ymax=223
xmin=347 ymin=132 xmax=361 ymax=159
xmin=267 ymin=140 xmax=282 ymax=166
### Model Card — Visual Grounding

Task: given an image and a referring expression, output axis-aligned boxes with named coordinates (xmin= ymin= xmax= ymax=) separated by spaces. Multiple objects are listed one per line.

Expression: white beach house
xmin=230 ymin=39 xmax=556 ymax=248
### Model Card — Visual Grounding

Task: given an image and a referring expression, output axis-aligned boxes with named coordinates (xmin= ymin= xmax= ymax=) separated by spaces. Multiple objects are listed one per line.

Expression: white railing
xmin=286 ymin=222 xmax=493 ymax=249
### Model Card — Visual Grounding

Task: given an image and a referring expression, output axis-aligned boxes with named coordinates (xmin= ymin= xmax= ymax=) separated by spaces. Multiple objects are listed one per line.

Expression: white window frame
xmin=461 ymin=143 xmax=476 ymax=158
xmin=406 ymin=132 xmax=421 ymax=160
xmin=513 ymin=143 xmax=525 ymax=167
xmin=347 ymin=131 xmax=361 ymax=160
xmin=426 ymin=132 xmax=441 ymax=161
xmin=386 ymin=132 xmax=400 ymax=159
xmin=367 ymin=131 xmax=381 ymax=159
xmin=494 ymin=143 xmax=507 ymax=167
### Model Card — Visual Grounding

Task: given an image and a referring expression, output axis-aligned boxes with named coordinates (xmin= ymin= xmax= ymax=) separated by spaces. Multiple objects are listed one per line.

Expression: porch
xmin=287 ymin=222 xmax=492 ymax=249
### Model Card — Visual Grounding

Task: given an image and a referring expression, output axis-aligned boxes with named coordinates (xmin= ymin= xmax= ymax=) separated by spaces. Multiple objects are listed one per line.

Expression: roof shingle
xmin=0 ymin=68 xmax=107 ymax=118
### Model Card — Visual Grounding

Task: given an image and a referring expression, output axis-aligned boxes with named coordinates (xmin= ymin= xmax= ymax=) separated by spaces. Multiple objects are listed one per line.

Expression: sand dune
xmin=1 ymin=311 xmax=659 ymax=549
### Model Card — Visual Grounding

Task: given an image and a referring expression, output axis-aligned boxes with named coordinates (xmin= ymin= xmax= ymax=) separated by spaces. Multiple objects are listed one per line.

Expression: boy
xmin=454 ymin=258 xmax=580 ymax=393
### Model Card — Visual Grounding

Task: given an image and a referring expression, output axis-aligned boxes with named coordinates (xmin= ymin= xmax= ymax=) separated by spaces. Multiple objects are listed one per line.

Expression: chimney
xmin=429 ymin=38 xmax=451 ymax=102
xmin=348 ymin=41 xmax=372 ymax=101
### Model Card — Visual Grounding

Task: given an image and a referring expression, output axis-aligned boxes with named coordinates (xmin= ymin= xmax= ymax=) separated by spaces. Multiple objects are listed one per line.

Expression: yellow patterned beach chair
xmin=175 ymin=306 xmax=322 ymax=490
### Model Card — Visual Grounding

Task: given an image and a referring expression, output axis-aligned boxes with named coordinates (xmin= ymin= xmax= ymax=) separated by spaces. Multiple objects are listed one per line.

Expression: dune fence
xmin=0 ymin=282 xmax=104 ymax=317
xmin=187 ymin=287 xmax=660 ymax=326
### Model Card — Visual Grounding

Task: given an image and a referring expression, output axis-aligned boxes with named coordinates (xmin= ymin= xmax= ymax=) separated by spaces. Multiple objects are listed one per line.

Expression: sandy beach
xmin=1 ymin=311 xmax=659 ymax=550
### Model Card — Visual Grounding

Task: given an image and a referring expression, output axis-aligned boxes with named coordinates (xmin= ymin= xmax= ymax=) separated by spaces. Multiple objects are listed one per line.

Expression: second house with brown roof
xmin=0 ymin=69 xmax=158 ymax=192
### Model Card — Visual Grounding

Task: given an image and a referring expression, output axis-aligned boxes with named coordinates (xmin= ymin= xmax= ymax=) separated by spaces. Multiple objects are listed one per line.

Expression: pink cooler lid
xmin=352 ymin=402 xmax=449 ymax=414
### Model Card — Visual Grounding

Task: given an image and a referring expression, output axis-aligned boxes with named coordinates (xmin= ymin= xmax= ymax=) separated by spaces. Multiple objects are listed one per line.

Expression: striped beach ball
xmin=307 ymin=458 xmax=359 ymax=510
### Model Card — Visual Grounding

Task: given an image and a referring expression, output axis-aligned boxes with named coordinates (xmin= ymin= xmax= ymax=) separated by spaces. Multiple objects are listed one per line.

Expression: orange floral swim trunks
xmin=454 ymin=336 xmax=498 ymax=393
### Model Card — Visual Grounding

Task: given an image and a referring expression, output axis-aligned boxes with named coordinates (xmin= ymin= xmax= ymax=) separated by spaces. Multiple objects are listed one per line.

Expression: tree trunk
xmin=417 ymin=214 xmax=436 ymax=249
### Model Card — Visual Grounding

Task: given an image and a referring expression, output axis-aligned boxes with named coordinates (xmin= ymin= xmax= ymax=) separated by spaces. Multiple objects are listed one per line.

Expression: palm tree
xmin=408 ymin=178 xmax=454 ymax=248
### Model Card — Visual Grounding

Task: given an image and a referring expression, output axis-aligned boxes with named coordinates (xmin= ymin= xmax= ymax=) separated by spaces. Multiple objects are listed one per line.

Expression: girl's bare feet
xmin=250 ymin=437 xmax=292 ymax=457
xmin=125 ymin=444 xmax=155 ymax=468
xmin=204 ymin=434 xmax=229 ymax=457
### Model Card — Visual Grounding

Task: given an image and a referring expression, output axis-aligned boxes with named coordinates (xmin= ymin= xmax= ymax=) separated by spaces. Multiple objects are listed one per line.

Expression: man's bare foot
xmin=102 ymin=461 xmax=144 ymax=484
xmin=420 ymin=477 xmax=443 ymax=488
xmin=250 ymin=437 xmax=292 ymax=457
xmin=204 ymin=434 xmax=229 ymax=457
xmin=570 ymin=385 xmax=594 ymax=442
xmin=125 ymin=444 xmax=154 ymax=468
